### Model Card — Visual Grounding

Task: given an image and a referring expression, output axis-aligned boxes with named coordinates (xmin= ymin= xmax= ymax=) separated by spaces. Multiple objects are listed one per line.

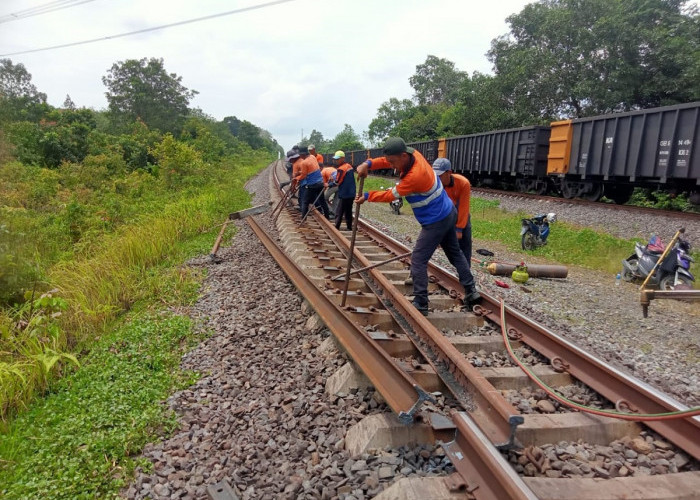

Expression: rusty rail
xmin=247 ymin=217 xmax=431 ymax=424
xmin=311 ymin=211 xmax=524 ymax=449
xmin=443 ymin=412 xmax=538 ymax=500
xmin=358 ymin=220 xmax=700 ymax=461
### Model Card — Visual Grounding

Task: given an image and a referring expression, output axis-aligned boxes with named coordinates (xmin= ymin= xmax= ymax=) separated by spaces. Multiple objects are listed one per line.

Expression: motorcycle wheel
xmin=621 ymin=259 xmax=638 ymax=282
xmin=659 ymin=274 xmax=693 ymax=290
xmin=522 ymin=232 xmax=537 ymax=250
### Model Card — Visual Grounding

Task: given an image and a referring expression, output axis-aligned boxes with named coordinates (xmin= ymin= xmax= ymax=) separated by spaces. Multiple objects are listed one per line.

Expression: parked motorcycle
xmin=521 ymin=213 xmax=556 ymax=250
xmin=621 ymin=235 xmax=695 ymax=289
xmin=381 ymin=183 xmax=404 ymax=215
xmin=390 ymin=197 xmax=403 ymax=215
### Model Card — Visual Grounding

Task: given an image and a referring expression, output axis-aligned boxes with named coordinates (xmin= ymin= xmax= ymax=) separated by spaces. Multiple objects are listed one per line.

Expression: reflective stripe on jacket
xmin=365 ymin=151 xmax=453 ymax=225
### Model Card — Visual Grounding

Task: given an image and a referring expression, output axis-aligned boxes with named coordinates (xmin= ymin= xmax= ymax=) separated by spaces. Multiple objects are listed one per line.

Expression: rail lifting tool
xmin=209 ymin=202 xmax=272 ymax=262
xmin=340 ymin=177 xmax=365 ymax=307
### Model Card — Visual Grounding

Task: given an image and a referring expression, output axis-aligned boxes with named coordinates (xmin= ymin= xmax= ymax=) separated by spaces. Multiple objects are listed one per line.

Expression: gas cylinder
xmin=512 ymin=262 xmax=529 ymax=283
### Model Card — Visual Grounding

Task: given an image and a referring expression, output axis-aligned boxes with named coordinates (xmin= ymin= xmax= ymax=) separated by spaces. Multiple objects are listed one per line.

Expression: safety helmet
xmin=546 ymin=213 xmax=557 ymax=223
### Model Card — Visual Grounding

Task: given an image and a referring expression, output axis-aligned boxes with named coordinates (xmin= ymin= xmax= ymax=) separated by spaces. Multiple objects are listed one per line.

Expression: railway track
xmin=472 ymin=187 xmax=700 ymax=221
xmin=252 ymin=161 xmax=700 ymax=499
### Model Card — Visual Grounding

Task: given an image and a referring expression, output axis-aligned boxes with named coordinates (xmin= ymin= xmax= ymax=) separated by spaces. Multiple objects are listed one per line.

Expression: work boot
xmin=411 ymin=300 xmax=429 ymax=317
xmin=463 ymin=287 xmax=481 ymax=306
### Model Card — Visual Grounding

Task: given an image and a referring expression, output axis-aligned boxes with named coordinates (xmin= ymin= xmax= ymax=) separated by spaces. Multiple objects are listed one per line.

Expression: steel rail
xmin=310 ymin=211 xmax=523 ymax=448
xmin=443 ymin=412 xmax=538 ymax=500
xmin=247 ymin=217 xmax=431 ymax=424
xmin=270 ymin=165 xmax=537 ymax=499
xmin=357 ymin=219 xmax=700 ymax=461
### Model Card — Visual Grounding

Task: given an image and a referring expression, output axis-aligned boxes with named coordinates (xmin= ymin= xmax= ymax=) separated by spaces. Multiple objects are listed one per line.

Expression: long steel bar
xmin=312 ymin=211 xmax=522 ymax=447
xmin=247 ymin=217 xmax=429 ymax=423
xmin=330 ymin=252 xmax=411 ymax=281
xmin=340 ymin=177 xmax=365 ymax=307
xmin=359 ymin=220 xmax=700 ymax=460
xmin=443 ymin=412 xmax=538 ymax=500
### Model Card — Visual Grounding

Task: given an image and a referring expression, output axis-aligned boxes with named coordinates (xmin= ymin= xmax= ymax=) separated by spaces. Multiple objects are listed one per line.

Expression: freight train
xmin=323 ymin=101 xmax=700 ymax=205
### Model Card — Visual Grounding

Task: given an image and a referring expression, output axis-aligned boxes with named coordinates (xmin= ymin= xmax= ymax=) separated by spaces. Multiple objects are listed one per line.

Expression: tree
xmin=328 ymin=124 xmax=364 ymax=152
xmin=367 ymin=98 xmax=416 ymax=144
xmin=299 ymin=129 xmax=327 ymax=151
xmin=440 ymin=72 xmax=534 ymax=136
xmin=0 ymin=58 xmax=48 ymax=123
xmin=488 ymin=0 xmax=700 ymax=119
xmin=62 ymin=94 xmax=76 ymax=110
xmin=409 ymin=55 xmax=466 ymax=106
xmin=102 ymin=58 xmax=197 ymax=134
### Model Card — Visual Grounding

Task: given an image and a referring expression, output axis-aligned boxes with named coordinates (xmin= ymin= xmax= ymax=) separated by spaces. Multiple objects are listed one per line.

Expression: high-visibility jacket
xmin=364 ymin=151 xmax=453 ymax=226
xmin=444 ymin=173 xmax=471 ymax=236
xmin=321 ymin=167 xmax=337 ymax=186
xmin=335 ymin=163 xmax=356 ymax=199
xmin=315 ymin=153 xmax=324 ymax=166
xmin=294 ymin=155 xmax=323 ymax=186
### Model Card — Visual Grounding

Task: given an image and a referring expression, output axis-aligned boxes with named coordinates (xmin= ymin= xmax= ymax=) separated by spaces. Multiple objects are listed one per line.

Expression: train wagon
xmin=443 ymin=126 xmax=551 ymax=194
xmin=319 ymin=101 xmax=700 ymax=205
xmin=548 ymin=102 xmax=700 ymax=204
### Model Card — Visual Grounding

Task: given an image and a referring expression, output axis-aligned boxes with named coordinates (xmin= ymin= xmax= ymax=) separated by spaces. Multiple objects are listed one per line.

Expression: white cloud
xmin=1 ymin=0 xmax=536 ymax=149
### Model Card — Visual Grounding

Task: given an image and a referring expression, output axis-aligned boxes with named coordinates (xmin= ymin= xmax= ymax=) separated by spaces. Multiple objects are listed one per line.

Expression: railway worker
xmin=281 ymin=149 xmax=296 ymax=188
xmin=332 ymin=150 xmax=356 ymax=231
xmin=295 ymin=145 xmax=330 ymax=219
xmin=309 ymin=144 xmax=324 ymax=167
xmin=321 ymin=163 xmax=339 ymax=217
xmin=354 ymin=137 xmax=480 ymax=315
xmin=432 ymin=158 xmax=473 ymax=264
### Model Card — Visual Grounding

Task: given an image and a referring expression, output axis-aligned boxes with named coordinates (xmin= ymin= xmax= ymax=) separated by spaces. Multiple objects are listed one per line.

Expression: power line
xmin=0 ymin=0 xmax=297 ymax=57
xmin=0 ymin=0 xmax=101 ymax=24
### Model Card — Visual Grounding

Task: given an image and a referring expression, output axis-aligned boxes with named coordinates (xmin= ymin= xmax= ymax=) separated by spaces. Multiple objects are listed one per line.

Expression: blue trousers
xmin=411 ymin=209 xmax=475 ymax=306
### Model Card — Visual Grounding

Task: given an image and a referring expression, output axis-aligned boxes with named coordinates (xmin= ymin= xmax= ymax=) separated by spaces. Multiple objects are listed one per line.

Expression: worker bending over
xmin=432 ymin=158 xmax=473 ymax=264
xmin=354 ymin=137 xmax=480 ymax=316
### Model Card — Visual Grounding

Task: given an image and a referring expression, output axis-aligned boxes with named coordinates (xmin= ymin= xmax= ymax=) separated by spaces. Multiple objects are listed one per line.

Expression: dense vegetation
xmin=0 ymin=55 xmax=277 ymax=424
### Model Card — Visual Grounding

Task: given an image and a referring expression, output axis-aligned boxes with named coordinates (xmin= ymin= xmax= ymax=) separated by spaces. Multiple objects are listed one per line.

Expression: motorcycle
xmin=521 ymin=213 xmax=556 ymax=250
xmin=621 ymin=235 xmax=695 ymax=289
xmin=390 ymin=197 xmax=403 ymax=215
xmin=381 ymin=183 xmax=404 ymax=215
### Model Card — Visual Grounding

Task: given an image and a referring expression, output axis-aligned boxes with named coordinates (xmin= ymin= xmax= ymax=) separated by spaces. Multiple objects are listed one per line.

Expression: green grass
xmin=0 ymin=312 xmax=202 ymax=499
xmin=0 ymin=151 xmax=270 ymax=422
xmin=0 ymin=161 xmax=260 ymax=498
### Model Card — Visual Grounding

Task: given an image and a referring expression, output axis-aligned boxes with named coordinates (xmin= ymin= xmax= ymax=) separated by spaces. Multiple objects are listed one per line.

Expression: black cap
xmin=382 ymin=137 xmax=414 ymax=156
xmin=298 ymin=146 xmax=309 ymax=154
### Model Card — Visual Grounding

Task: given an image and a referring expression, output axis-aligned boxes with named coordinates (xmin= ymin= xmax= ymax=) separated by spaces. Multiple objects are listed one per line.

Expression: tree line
xmin=0 ymin=56 xmax=282 ymax=170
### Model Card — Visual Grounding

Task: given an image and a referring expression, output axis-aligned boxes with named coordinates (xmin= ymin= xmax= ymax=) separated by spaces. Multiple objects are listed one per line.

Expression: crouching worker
xmin=354 ymin=137 xmax=480 ymax=316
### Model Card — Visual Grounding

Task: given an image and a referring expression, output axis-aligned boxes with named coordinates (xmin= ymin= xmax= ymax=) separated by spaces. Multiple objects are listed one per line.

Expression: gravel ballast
xmin=124 ymin=166 xmax=699 ymax=499
xmin=361 ymin=192 xmax=699 ymax=407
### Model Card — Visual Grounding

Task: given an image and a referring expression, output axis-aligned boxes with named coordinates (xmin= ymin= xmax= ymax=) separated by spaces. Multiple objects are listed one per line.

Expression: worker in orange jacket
xmin=432 ymin=158 xmax=472 ymax=264
xmin=354 ymin=137 xmax=480 ymax=315
xmin=309 ymin=144 xmax=324 ymax=167
xmin=293 ymin=146 xmax=330 ymax=218
xmin=321 ymin=164 xmax=338 ymax=217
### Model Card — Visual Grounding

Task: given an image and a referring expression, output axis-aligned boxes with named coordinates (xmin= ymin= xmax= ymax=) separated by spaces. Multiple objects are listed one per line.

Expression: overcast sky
xmin=2 ymin=0 xmax=539 ymax=150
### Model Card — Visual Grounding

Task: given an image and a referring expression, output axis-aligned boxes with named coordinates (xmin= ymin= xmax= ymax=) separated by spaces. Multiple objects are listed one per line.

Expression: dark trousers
xmin=458 ymin=214 xmax=472 ymax=264
xmin=301 ymin=183 xmax=330 ymax=218
xmin=335 ymin=197 xmax=354 ymax=230
xmin=411 ymin=209 xmax=475 ymax=306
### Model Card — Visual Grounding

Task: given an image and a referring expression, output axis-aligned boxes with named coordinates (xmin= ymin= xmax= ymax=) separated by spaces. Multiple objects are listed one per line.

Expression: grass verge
xmin=365 ymin=175 xmax=699 ymax=277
